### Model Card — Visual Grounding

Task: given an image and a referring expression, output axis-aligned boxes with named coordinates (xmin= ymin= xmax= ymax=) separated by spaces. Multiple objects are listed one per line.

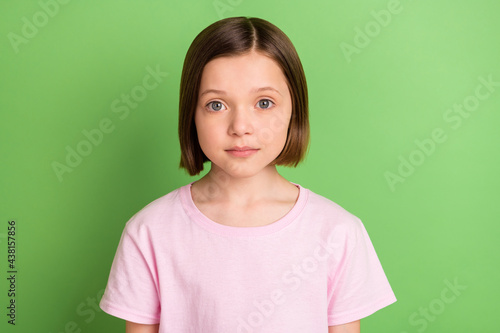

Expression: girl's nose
xmin=228 ymin=105 xmax=254 ymax=136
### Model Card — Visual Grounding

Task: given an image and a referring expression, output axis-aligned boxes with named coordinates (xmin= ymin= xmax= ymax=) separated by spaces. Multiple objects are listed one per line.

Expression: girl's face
xmin=195 ymin=50 xmax=292 ymax=179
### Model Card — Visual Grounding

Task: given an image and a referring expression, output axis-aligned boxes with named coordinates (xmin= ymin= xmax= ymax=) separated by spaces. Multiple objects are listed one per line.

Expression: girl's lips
xmin=225 ymin=149 xmax=259 ymax=157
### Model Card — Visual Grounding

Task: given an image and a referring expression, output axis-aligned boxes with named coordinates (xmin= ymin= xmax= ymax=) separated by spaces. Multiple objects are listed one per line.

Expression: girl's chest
xmin=156 ymin=235 xmax=330 ymax=332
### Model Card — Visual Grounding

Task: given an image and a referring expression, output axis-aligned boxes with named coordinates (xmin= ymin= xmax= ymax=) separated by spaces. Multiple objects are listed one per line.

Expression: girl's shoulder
xmin=306 ymin=187 xmax=359 ymax=221
xmin=302 ymin=186 xmax=366 ymax=239
xmin=122 ymin=185 xmax=186 ymax=232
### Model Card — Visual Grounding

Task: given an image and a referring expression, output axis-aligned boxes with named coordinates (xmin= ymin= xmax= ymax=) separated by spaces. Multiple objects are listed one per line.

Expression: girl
xmin=100 ymin=16 xmax=396 ymax=333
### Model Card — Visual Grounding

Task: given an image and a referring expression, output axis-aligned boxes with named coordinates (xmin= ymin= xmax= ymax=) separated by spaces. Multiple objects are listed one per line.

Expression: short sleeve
xmin=99 ymin=217 xmax=161 ymax=324
xmin=327 ymin=216 xmax=396 ymax=325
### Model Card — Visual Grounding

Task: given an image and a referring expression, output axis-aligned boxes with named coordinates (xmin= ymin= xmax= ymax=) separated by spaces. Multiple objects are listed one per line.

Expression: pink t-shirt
xmin=100 ymin=182 xmax=396 ymax=332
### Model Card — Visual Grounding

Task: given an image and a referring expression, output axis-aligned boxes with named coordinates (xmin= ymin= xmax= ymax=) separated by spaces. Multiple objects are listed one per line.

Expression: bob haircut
xmin=178 ymin=16 xmax=309 ymax=176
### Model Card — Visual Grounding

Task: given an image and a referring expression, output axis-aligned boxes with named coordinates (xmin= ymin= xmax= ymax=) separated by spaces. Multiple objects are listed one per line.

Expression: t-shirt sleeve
xmin=99 ymin=216 xmax=161 ymax=324
xmin=327 ymin=216 xmax=397 ymax=326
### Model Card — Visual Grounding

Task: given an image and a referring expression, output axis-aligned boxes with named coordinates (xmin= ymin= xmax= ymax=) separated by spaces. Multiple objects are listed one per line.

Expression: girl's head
xmin=179 ymin=16 xmax=309 ymax=176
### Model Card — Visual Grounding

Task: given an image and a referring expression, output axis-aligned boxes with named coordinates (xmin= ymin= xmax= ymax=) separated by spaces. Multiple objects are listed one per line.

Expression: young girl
xmin=100 ymin=16 xmax=396 ymax=333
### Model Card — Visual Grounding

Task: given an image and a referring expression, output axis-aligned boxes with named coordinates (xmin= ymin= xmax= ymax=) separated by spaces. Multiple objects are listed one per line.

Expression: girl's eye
xmin=206 ymin=101 xmax=226 ymax=112
xmin=257 ymin=99 xmax=274 ymax=109
xmin=205 ymin=99 xmax=273 ymax=111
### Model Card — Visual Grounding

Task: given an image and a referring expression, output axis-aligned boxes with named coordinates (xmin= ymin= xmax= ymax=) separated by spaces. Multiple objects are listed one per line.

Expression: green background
xmin=1 ymin=0 xmax=499 ymax=332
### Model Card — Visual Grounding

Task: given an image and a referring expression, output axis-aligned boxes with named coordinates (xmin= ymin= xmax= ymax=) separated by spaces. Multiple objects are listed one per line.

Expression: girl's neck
xmin=192 ymin=164 xmax=295 ymax=206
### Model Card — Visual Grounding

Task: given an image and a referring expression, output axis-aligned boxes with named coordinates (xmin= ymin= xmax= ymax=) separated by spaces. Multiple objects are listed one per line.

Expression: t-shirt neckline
xmin=180 ymin=181 xmax=308 ymax=237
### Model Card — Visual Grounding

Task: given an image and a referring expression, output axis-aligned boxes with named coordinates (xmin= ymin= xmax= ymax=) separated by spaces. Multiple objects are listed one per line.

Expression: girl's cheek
xmin=267 ymin=113 xmax=289 ymax=134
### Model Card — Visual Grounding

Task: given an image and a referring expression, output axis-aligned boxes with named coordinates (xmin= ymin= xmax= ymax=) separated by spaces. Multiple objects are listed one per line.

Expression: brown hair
xmin=178 ymin=16 xmax=309 ymax=176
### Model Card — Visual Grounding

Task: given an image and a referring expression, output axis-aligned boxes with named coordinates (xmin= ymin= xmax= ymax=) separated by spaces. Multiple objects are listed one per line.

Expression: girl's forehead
xmin=212 ymin=50 xmax=279 ymax=66
xmin=199 ymin=52 xmax=288 ymax=93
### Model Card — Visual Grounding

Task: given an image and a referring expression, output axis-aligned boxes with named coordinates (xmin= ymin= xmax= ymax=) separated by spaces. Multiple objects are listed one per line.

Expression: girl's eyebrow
xmin=199 ymin=86 xmax=282 ymax=97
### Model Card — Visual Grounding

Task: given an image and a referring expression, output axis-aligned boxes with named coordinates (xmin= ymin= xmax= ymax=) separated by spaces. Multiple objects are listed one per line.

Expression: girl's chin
xmin=209 ymin=162 xmax=271 ymax=178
